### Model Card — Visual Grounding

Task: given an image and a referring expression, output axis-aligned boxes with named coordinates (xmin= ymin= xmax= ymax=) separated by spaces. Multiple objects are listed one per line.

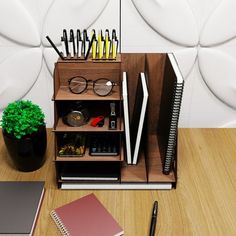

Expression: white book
xmin=122 ymin=72 xmax=132 ymax=164
xmin=61 ymin=183 xmax=172 ymax=190
xmin=61 ymin=176 xmax=118 ymax=181
xmin=132 ymin=72 xmax=149 ymax=165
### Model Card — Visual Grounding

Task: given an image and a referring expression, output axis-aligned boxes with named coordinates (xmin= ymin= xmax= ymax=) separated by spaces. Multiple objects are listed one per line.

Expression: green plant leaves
xmin=0 ymin=100 xmax=45 ymax=139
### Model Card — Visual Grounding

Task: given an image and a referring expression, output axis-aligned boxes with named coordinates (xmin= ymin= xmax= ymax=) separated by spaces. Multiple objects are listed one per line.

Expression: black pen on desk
xmin=149 ymin=201 xmax=158 ymax=236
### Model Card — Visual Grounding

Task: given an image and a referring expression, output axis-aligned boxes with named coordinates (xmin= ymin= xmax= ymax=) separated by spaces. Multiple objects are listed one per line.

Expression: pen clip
xmin=63 ymin=29 xmax=69 ymax=55
xmin=70 ymin=29 xmax=76 ymax=55
xmin=77 ymin=29 xmax=81 ymax=41
xmin=105 ymin=29 xmax=111 ymax=59
xmin=112 ymin=29 xmax=117 ymax=40
xmin=82 ymin=29 xmax=89 ymax=55
xmin=105 ymin=29 xmax=110 ymax=40
xmin=77 ymin=29 xmax=82 ymax=58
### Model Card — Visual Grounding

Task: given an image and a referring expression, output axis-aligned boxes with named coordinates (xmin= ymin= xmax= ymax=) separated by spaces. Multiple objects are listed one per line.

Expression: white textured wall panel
xmin=42 ymin=0 xmax=109 ymax=46
xmin=122 ymin=0 xmax=236 ymax=127
xmin=0 ymin=0 xmax=120 ymax=127
xmin=0 ymin=0 xmax=236 ymax=127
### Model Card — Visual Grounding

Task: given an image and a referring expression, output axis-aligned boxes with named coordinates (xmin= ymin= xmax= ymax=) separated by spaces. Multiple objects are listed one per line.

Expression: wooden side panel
xmin=121 ymin=53 xmax=145 ymax=121
xmin=145 ymin=53 xmax=166 ymax=135
xmin=144 ymin=54 xmax=175 ymax=182
xmin=53 ymin=63 xmax=60 ymax=100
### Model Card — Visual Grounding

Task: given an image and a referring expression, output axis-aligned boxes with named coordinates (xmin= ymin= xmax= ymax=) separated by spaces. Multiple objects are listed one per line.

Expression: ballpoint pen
xmin=69 ymin=32 xmax=74 ymax=57
xmin=149 ymin=201 xmax=158 ymax=236
xmin=111 ymin=29 xmax=118 ymax=59
xmin=46 ymin=36 xmax=65 ymax=60
xmin=61 ymin=36 xmax=67 ymax=57
xmin=63 ymin=29 xmax=69 ymax=56
xmin=77 ymin=29 xmax=82 ymax=58
xmin=83 ymin=30 xmax=89 ymax=57
xmin=70 ymin=29 xmax=76 ymax=57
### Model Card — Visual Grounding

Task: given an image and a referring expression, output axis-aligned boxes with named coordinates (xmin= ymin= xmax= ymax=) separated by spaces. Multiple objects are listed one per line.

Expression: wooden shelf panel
xmin=121 ymin=150 xmax=147 ymax=183
xmin=54 ymin=86 xmax=121 ymax=101
xmin=147 ymin=135 xmax=175 ymax=182
xmin=56 ymin=155 xmax=120 ymax=162
xmin=57 ymin=53 xmax=121 ymax=63
xmin=121 ymin=144 xmax=175 ymax=183
xmin=54 ymin=117 xmax=124 ymax=132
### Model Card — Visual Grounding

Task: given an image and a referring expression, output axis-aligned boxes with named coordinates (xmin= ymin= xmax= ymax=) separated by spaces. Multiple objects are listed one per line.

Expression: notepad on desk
xmin=51 ymin=193 xmax=124 ymax=236
xmin=0 ymin=181 xmax=45 ymax=236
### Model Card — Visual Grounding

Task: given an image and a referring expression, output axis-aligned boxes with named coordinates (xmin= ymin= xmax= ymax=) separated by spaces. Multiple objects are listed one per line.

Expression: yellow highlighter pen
xmin=98 ymin=30 xmax=103 ymax=59
xmin=91 ymin=29 xmax=97 ymax=59
xmin=105 ymin=29 xmax=110 ymax=59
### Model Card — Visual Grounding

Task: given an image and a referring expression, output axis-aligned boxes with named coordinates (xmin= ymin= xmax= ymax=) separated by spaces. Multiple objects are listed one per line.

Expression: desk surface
xmin=0 ymin=128 xmax=236 ymax=236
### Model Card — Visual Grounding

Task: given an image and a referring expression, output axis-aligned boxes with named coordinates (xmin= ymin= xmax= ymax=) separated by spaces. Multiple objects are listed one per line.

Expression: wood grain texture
xmin=121 ymin=53 xmax=145 ymax=121
xmin=0 ymin=129 xmax=236 ymax=235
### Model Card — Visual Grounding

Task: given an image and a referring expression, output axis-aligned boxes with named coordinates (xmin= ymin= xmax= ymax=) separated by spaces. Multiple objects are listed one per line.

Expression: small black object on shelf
xmin=89 ymin=134 xmax=119 ymax=156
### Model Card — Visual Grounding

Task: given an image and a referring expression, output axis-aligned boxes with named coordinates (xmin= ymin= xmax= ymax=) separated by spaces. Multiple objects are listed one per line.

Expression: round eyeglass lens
xmin=94 ymin=78 xmax=113 ymax=96
xmin=69 ymin=77 xmax=87 ymax=94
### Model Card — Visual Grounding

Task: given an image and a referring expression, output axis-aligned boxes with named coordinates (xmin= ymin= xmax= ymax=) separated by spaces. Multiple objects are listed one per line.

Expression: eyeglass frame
xmin=68 ymin=76 xmax=117 ymax=96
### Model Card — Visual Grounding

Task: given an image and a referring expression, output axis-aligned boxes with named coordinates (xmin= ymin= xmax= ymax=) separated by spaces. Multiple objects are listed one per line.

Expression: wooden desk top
xmin=0 ymin=128 xmax=236 ymax=236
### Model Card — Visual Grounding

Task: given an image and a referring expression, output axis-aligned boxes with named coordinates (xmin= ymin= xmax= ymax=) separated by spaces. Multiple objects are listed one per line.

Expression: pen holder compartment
xmin=51 ymin=28 xmax=120 ymax=61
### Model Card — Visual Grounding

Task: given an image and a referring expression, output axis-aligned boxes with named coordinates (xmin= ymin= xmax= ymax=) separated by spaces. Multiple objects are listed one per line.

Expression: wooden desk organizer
xmin=52 ymin=53 xmax=182 ymax=189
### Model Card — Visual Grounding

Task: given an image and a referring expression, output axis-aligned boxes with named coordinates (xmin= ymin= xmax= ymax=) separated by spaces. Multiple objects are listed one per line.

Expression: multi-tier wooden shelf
xmin=53 ymin=53 xmax=180 ymax=189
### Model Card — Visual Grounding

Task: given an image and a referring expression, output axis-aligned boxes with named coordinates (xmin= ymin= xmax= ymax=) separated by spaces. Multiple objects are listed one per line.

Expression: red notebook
xmin=51 ymin=193 xmax=124 ymax=236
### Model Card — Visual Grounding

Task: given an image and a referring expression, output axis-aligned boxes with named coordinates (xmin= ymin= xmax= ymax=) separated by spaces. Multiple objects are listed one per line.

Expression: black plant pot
xmin=2 ymin=126 xmax=47 ymax=172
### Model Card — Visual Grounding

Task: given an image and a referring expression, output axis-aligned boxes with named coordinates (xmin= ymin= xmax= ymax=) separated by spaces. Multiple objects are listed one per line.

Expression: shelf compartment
xmin=146 ymin=135 xmax=175 ymax=183
xmin=54 ymin=117 xmax=124 ymax=132
xmin=55 ymin=142 xmax=124 ymax=162
xmin=54 ymin=85 xmax=121 ymax=101
xmin=57 ymin=161 xmax=121 ymax=183
xmin=121 ymin=150 xmax=147 ymax=183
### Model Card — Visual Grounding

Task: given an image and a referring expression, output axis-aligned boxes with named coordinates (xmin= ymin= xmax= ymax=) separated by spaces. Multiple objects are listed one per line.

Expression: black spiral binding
xmin=50 ymin=210 xmax=70 ymax=236
xmin=163 ymin=80 xmax=184 ymax=175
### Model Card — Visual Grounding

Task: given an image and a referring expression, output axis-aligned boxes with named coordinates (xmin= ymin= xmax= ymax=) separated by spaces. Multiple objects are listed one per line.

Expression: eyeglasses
xmin=68 ymin=76 xmax=117 ymax=96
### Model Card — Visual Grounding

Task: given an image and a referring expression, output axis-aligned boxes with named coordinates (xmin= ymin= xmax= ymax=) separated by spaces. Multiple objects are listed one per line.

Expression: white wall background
xmin=0 ymin=0 xmax=236 ymax=128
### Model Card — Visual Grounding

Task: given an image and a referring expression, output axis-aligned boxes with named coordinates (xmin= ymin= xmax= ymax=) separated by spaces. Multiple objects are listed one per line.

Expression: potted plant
xmin=0 ymin=100 xmax=47 ymax=172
